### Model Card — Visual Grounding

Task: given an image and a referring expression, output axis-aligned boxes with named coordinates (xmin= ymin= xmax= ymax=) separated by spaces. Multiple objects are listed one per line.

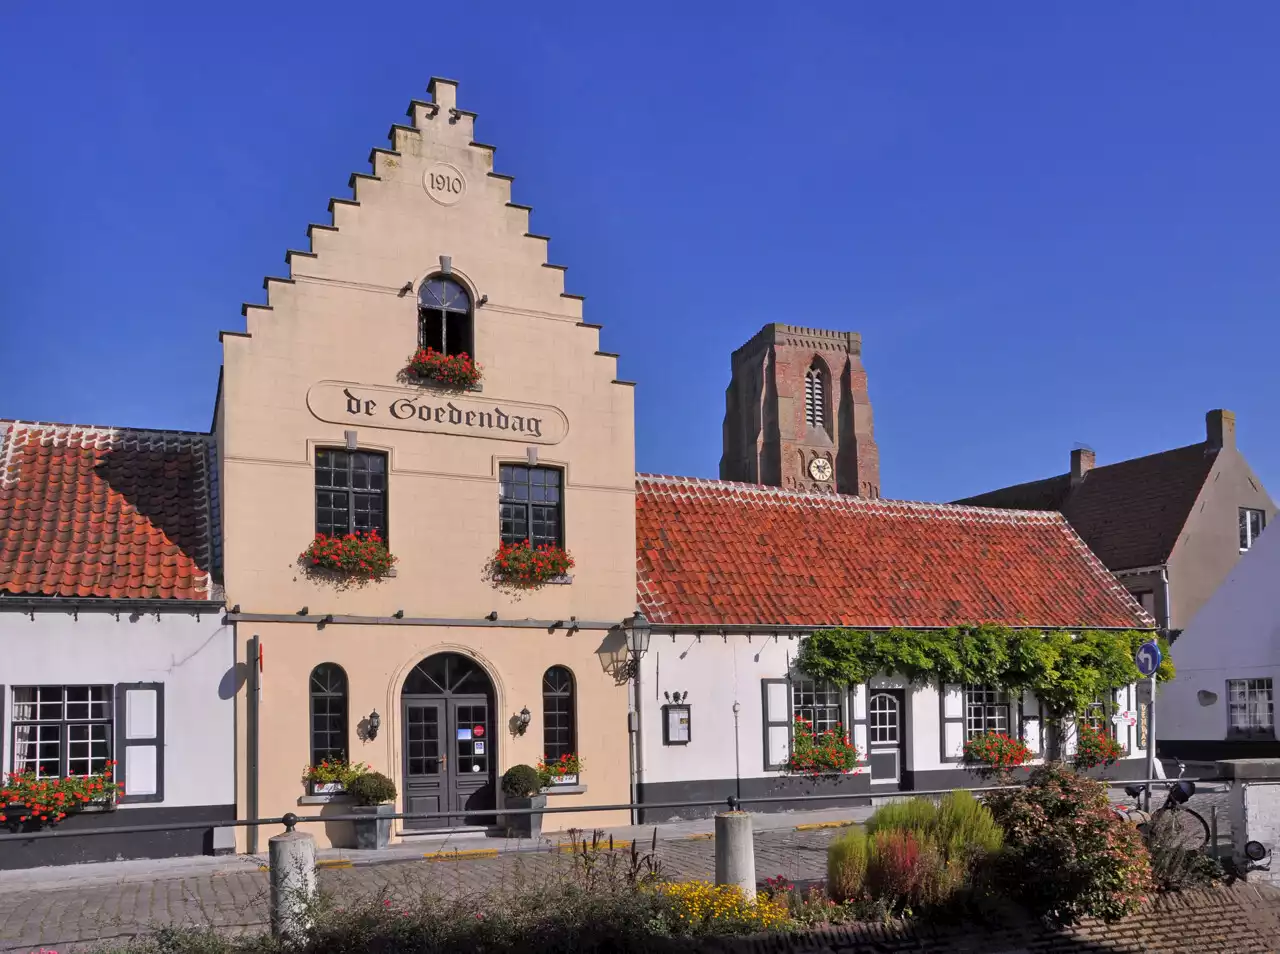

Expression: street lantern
xmin=624 ymin=610 xmax=651 ymax=660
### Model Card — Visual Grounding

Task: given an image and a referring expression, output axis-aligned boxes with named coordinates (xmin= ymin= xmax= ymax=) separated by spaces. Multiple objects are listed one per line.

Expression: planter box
xmin=546 ymin=774 xmax=579 ymax=787
xmin=309 ymin=782 xmax=345 ymax=796
xmin=503 ymin=793 xmax=547 ymax=839
xmin=352 ymin=803 xmax=394 ymax=850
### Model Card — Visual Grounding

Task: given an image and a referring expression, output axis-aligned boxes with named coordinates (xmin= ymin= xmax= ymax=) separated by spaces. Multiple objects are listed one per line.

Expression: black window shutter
xmin=115 ymin=683 xmax=165 ymax=804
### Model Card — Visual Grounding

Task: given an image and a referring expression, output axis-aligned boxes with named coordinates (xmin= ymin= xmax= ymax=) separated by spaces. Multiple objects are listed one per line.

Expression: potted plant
xmin=487 ymin=540 xmax=574 ymax=590
xmin=536 ymin=753 xmax=583 ymax=788
xmin=299 ymin=531 xmax=397 ymax=582
xmin=301 ymin=758 xmax=368 ymax=796
xmin=784 ymin=718 xmax=860 ymax=778
xmin=501 ymin=765 xmax=546 ymax=839
xmin=2 ymin=764 xmax=123 ymax=830
xmin=963 ymin=731 xmax=1033 ymax=782
xmin=405 ymin=347 xmax=483 ymax=389
xmin=346 ymin=772 xmax=397 ymax=849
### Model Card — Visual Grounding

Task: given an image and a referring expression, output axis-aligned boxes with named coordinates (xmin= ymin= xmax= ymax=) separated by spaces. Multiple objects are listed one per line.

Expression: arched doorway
xmin=401 ymin=652 xmax=496 ymax=830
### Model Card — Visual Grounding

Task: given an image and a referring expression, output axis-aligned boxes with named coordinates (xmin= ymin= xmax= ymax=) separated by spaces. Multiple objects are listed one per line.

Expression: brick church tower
xmin=720 ymin=324 xmax=880 ymax=497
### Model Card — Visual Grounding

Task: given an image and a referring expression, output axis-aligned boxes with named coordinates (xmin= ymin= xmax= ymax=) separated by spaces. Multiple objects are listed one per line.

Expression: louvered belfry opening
xmin=804 ymin=365 xmax=824 ymax=430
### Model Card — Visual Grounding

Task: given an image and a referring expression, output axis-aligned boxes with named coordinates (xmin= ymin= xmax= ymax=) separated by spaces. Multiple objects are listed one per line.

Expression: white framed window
xmin=792 ymin=678 xmax=842 ymax=734
xmin=963 ymin=685 xmax=1009 ymax=739
xmin=12 ymin=686 xmax=113 ymax=778
xmin=1241 ymin=508 xmax=1267 ymax=551
xmin=1228 ymin=678 xmax=1274 ymax=737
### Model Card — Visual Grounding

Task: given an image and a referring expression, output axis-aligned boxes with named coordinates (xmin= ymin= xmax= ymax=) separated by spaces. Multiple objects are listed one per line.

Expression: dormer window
xmin=419 ymin=277 xmax=472 ymax=357
xmin=804 ymin=363 xmax=825 ymax=429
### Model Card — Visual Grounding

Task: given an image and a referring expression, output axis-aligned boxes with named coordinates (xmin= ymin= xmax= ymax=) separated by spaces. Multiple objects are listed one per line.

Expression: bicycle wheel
xmin=1149 ymin=806 xmax=1210 ymax=851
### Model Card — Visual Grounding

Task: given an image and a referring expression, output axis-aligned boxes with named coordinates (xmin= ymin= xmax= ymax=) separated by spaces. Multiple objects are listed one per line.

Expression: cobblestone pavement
xmin=0 ymin=785 xmax=1235 ymax=953
xmin=0 ymin=826 xmax=837 ymax=953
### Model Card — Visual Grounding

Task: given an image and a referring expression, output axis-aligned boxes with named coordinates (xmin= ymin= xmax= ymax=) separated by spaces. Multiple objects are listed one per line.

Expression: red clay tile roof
xmin=955 ymin=444 xmax=1218 ymax=570
xmin=635 ymin=474 xmax=1152 ymax=629
xmin=0 ymin=421 xmax=218 ymax=600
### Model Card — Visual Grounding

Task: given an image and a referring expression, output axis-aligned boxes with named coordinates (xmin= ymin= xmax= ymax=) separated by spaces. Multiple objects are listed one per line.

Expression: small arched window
xmin=418 ymin=277 xmax=473 ymax=358
xmin=309 ymin=663 xmax=348 ymax=764
xmin=542 ymin=666 xmax=576 ymax=761
xmin=804 ymin=363 xmax=825 ymax=429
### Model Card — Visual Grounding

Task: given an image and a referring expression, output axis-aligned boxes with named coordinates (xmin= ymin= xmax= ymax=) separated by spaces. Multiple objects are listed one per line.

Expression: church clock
xmin=808 ymin=457 xmax=833 ymax=482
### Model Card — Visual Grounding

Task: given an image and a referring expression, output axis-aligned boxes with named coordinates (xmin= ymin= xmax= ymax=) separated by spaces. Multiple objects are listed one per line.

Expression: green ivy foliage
xmin=794 ymin=625 xmax=1173 ymax=716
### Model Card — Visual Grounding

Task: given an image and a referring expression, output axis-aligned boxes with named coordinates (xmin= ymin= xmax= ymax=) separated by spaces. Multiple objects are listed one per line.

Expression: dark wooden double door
xmin=402 ymin=654 xmax=496 ymax=830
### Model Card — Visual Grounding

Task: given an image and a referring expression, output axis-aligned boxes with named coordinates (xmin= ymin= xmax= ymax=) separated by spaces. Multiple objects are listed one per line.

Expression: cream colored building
xmin=216 ymin=78 xmax=636 ymax=850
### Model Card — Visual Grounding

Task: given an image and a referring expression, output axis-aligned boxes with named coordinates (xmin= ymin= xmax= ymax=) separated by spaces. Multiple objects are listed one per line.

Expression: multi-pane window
xmin=792 ymin=679 xmax=842 ymax=734
xmin=964 ymin=685 xmax=1009 ymax=739
xmin=1082 ymin=697 xmax=1115 ymax=739
xmin=1241 ymin=508 xmax=1267 ymax=551
xmin=418 ymin=276 xmax=472 ymax=357
xmin=1129 ymin=590 xmax=1156 ymax=616
xmin=542 ymin=667 xmax=576 ymax=761
xmin=309 ymin=664 xmax=348 ymax=764
xmin=11 ymin=686 xmax=112 ymax=778
xmin=868 ymin=693 xmax=900 ymax=744
xmin=315 ymin=449 xmax=387 ymax=539
xmin=1228 ymin=678 xmax=1274 ymax=736
xmin=804 ymin=365 xmax=825 ymax=429
xmin=499 ymin=465 xmax=563 ymax=548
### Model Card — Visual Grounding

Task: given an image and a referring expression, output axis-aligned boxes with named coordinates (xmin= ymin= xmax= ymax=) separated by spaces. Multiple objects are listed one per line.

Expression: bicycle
xmin=1121 ymin=761 xmax=1210 ymax=851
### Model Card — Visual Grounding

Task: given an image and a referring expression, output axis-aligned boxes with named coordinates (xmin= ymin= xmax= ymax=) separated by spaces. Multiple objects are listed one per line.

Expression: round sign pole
xmin=1135 ymin=641 xmax=1163 ymax=810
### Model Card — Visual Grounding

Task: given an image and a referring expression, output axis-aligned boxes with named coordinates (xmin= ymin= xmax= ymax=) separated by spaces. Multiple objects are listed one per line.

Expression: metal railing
xmin=0 ymin=776 xmax=1218 ymax=843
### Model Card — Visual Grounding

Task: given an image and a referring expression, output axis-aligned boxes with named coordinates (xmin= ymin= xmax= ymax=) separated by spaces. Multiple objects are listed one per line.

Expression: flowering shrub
xmin=654 ymin=880 xmax=790 ymax=933
xmin=536 ymin=753 xmax=583 ymax=788
xmin=1073 ymin=723 xmax=1124 ymax=770
xmin=986 ymin=761 xmax=1153 ymax=925
xmin=1 ymin=764 xmax=123 ymax=824
xmin=301 ymin=759 xmax=370 ymax=787
xmin=300 ymin=531 xmax=397 ymax=580
xmin=487 ymin=539 xmax=574 ymax=588
xmin=786 ymin=717 xmax=859 ymax=776
xmin=962 ymin=731 xmax=1033 ymax=779
xmin=405 ymin=348 xmax=482 ymax=389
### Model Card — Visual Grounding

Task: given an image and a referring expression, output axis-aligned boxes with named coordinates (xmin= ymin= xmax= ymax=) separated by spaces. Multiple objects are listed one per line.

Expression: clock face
xmin=808 ymin=457 xmax=833 ymax=482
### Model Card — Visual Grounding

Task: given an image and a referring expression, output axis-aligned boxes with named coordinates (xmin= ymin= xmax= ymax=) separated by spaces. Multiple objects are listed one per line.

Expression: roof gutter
xmin=647 ymin=622 xmax=1151 ymax=635
xmin=225 ymin=611 xmax=622 ymax=630
xmin=0 ymin=597 xmax=225 ymax=616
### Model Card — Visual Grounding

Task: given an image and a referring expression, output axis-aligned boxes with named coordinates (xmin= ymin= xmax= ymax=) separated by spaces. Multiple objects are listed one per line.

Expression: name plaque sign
xmin=307 ymin=381 xmax=568 ymax=445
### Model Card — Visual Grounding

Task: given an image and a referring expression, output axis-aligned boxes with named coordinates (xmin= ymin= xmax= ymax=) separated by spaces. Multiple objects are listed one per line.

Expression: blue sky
xmin=2 ymin=3 xmax=1276 ymax=502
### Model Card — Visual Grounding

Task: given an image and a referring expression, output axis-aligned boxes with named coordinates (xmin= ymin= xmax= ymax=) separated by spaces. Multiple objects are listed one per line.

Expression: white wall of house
xmin=0 ymin=609 xmax=235 ymax=809
xmin=639 ymin=631 xmax=1146 ymax=791
xmin=1160 ymin=520 xmax=1280 ymax=743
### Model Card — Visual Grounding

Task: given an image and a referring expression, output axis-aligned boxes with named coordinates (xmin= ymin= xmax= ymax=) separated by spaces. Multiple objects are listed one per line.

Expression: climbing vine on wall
xmin=793 ymin=624 xmax=1173 ymax=716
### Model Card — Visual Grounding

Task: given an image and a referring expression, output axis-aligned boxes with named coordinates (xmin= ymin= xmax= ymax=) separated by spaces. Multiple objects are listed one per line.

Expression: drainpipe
xmin=247 ymin=633 xmax=261 ymax=854
xmin=1160 ymin=566 xmax=1172 ymax=634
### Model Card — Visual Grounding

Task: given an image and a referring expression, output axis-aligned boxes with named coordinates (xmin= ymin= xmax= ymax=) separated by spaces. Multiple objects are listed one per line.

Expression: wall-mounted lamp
xmin=516 ymin=707 xmax=532 ymax=735
xmin=477 ymin=294 xmax=489 ymax=306
xmin=439 ymin=254 xmax=452 ymax=275
xmin=393 ymin=609 xmax=404 ymax=619
xmin=486 ymin=611 xmax=499 ymax=622
xmin=618 ymin=610 xmax=652 ymax=681
xmin=367 ymin=710 xmax=381 ymax=740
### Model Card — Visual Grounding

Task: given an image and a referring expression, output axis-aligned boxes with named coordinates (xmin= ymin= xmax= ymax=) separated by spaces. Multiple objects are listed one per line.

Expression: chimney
xmin=1206 ymin=409 xmax=1236 ymax=452
xmin=1070 ymin=447 xmax=1095 ymax=486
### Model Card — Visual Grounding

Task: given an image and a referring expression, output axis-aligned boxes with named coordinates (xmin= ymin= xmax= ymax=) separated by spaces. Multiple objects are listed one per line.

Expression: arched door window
xmin=868 ymin=693 xmax=900 ymax=744
xmin=418 ymin=277 xmax=473 ymax=358
xmin=542 ymin=666 xmax=576 ymax=760
xmin=309 ymin=664 xmax=348 ymax=764
xmin=804 ymin=363 xmax=825 ymax=429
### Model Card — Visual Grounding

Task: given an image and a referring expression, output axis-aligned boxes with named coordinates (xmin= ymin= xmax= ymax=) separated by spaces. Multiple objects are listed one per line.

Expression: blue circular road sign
xmin=1135 ymin=641 xmax=1162 ymax=677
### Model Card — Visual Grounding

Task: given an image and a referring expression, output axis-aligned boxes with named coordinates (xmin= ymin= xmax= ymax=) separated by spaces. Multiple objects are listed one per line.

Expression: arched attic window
xmin=418 ymin=277 xmax=473 ymax=358
xmin=804 ymin=362 xmax=826 ymax=430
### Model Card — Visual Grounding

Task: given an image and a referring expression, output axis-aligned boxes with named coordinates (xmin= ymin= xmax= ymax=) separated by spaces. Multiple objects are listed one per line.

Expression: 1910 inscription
xmin=307 ymin=381 xmax=567 ymax=444
xmin=423 ymin=162 xmax=466 ymax=206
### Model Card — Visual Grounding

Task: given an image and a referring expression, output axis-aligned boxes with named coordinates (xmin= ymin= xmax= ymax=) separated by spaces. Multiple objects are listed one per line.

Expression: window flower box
xmin=405 ymin=348 xmax=483 ymax=390
xmin=785 ymin=718 xmax=860 ymax=777
xmin=536 ymin=754 xmax=583 ymax=789
xmin=301 ymin=759 xmax=369 ymax=796
xmin=963 ymin=731 xmax=1032 ymax=780
xmin=487 ymin=540 xmax=575 ymax=590
xmin=300 ymin=532 xmax=397 ymax=582
xmin=1 ymin=764 xmax=123 ymax=829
